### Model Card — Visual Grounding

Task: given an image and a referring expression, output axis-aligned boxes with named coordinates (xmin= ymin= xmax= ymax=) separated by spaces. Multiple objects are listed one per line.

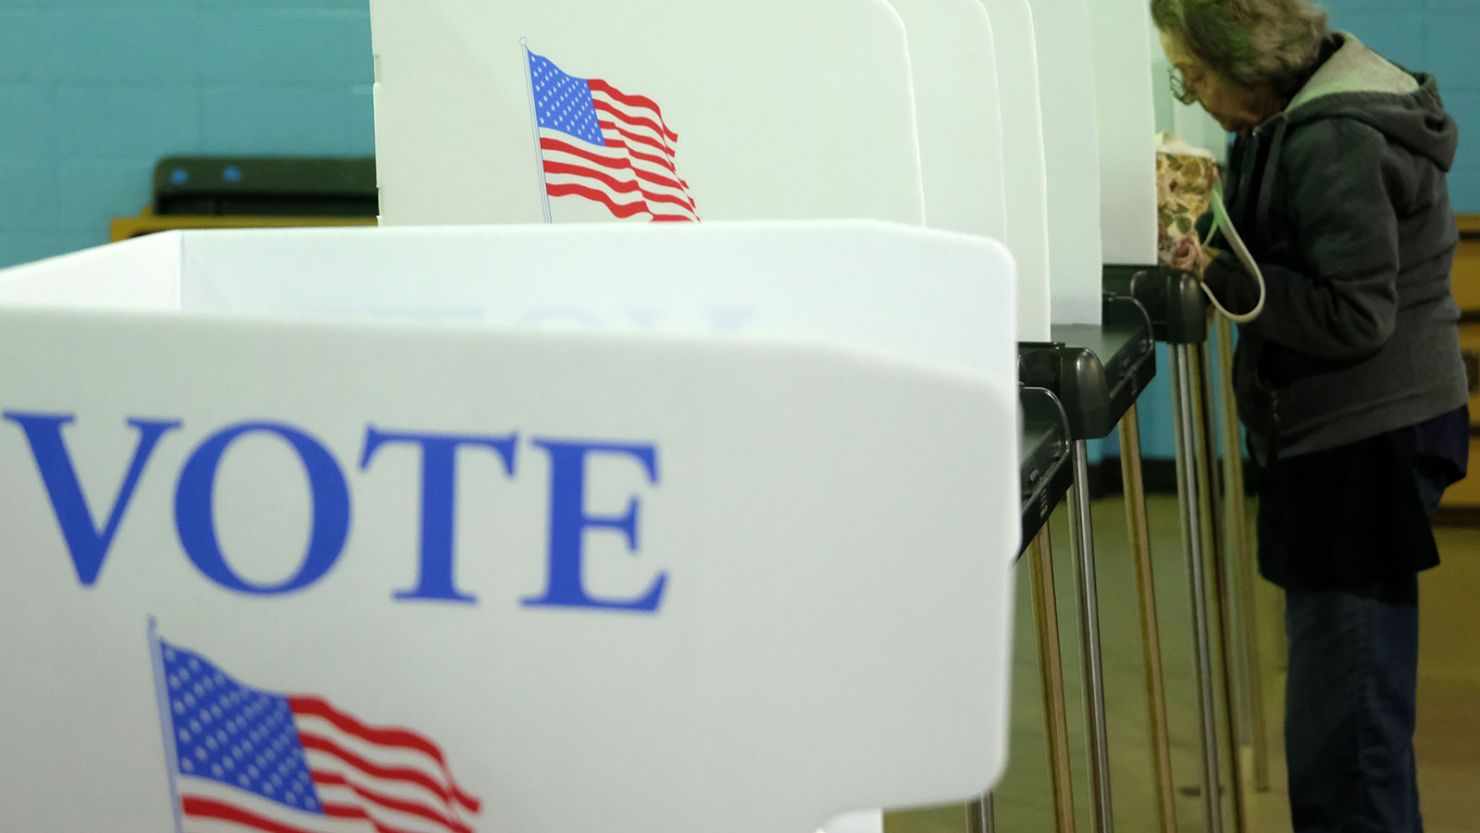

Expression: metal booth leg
xmin=1029 ymin=525 xmax=1077 ymax=833
xmin=1066 ymin=440 xmax=1113 ymax=833
xmin=1116 ymin=405 xmax=1177 ymax=833
xmin=1170 ymin=345 xmax=1224 ymax=833
xmin=970 ymin=793 xmax=998 ymax=833
xmin=1190 ymin=345 xmax=1248 ymax=833
xmin=1212 ymin=316 xmax=1272 ymax=792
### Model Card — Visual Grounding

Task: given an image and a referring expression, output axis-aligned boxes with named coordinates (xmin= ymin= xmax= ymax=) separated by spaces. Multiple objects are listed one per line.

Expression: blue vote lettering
xmin=3 ymin=412 xmax=180 ymax=586
xmin=5 ymin=414 xmax=666 ymax=613
xmin=175 ymin=422 xmax=350 ymax=595
xmin=360 ymin=427 xmax=519 ymax=604
xmin=523 ymin=439 xmax=666 ymax=614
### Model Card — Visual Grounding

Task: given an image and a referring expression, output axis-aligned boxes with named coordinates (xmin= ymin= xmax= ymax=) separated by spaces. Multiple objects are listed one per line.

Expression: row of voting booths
xmin=0 ymin=0 xmax=1267 ymax=832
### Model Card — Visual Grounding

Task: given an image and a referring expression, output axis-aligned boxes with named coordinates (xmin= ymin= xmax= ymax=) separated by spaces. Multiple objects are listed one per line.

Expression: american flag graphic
xmin=155 ymin=638 xmax=481 ymax=833
xmin=526 ymin=49 xmax=700 ymax=222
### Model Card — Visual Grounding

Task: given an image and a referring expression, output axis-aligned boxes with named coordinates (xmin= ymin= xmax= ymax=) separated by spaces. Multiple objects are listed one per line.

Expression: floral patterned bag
xmin=1157 ymin=134 xmax=1266 ymax=323
xmin=1155 ymin=134 xmax=1220 ymax=275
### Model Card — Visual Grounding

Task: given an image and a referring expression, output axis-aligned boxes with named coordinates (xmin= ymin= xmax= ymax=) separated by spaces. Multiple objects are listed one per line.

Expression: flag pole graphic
xmin=148 ymin=617 xmax=186 ymax=833
xmin=522 ymin=38 xmax=554 ymax=224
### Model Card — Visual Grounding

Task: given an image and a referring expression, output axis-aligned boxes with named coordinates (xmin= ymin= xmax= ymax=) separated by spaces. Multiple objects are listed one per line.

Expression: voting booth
xmin=0 ymin=222 xmax=1021 ymax=833
xmin=0 ymin=0 xmax=1268 ymax=827
xmin=369 ymin=0 xmax=926 ymax=226
xmin=367 ymin=0 xmax=1072 ymax=347
xmin=975 ymin=0 xmax=1053 ymax=343
xmin=367 ymin=3 xmax=1135 ymax=833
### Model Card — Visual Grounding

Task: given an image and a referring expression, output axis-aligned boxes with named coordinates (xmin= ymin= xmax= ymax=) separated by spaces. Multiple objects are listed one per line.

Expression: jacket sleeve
xmin=1203 ymin=118 xmax=1402 ymax=360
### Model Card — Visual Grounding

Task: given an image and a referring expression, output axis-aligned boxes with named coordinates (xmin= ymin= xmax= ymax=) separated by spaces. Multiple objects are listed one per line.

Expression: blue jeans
xmin=1281 ymin=468 xmax=1442 ymax=833
xmin=1285 ymin=575 xmax=1422 ymax=833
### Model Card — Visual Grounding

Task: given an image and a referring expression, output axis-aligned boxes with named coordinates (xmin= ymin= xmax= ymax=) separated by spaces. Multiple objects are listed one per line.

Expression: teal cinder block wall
xmin=0 ymin=1 xmax=1474 ymax=461
xmin=0 ymin=0 xmax=372 ymax=269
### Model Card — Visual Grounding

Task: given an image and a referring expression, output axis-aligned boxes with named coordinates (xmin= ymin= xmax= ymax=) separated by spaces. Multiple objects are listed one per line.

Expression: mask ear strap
xmin=1202 ymin=180 xmax=1266 ymax=324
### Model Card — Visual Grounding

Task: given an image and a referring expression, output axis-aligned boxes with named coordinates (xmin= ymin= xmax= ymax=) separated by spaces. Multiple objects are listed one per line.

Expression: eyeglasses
xmin=1169 ymin=65 xmax=1204 ymax=105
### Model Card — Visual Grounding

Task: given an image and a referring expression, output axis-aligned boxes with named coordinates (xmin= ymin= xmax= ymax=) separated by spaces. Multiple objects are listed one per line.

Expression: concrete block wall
xmin=0 ymin=2 xmax=1474 ymax=265
xmin=1328 ymin=0 xmax=1480 ymax=213
xmin=0 ymin=0 xmax=372 ymax=269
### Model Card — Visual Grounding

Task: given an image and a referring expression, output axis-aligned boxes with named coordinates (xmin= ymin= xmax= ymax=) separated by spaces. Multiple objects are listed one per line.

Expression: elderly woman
xmin=1151 ymin=0 xmax=1468 ymax=830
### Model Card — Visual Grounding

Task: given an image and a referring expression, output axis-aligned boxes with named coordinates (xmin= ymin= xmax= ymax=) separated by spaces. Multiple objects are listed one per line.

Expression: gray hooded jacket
xmin=1204 ymin=33 xmax=1468 ymax=460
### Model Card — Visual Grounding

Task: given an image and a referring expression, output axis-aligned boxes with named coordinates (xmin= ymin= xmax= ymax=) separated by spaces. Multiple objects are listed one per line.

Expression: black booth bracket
xmin=1017 ymin=294 xmax=1156 ymax=442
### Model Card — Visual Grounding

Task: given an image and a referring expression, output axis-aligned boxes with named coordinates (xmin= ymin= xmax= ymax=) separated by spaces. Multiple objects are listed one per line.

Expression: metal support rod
xmin=1029 ymin=525 xmax=1077 ymax=833
xmin=1191 ymin=345 xmax=1248 ymax=833
xmin=1205 ymin=331 xmax=1254 ymax=747
xmin=1197 ymin=341 xmax=1251 ymax=752
xmin=1213 ymin=316 xmax=1272 ymax=792
xmin=1171 ymin=345 xmax=1224 ymax=833
xmin=1117 ymin=405 xmax=1178 ymax=833
xmin=1067 ymin=440 xmax=1113 ymax=833
xmin=970 ymin=793 xmax=997 ymax=833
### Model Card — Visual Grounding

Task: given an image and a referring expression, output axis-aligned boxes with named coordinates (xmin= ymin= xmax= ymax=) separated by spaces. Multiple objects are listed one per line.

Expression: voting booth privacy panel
xmin=368 ymin=0 xmax=926 ymax=227
xmin=369 ymin=0 xmax=1060 ymax=343
xmin=882 ymin=0 xmax=1050 ymax=341
xmin=973 ymin=0 xmax=1053 ymax=341
xmin=0 ymin=223 xmax=1019 ymax=833
xmin=1025 ymin=0 xmax=1105 ymax=327
xmin=880 ymin=0 xmax=1007 ymax=236
xmin=1088 ymin=0 xmax=1159 ymax=267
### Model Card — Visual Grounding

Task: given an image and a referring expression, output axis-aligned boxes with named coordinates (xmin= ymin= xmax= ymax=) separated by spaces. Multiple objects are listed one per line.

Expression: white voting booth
xmin=1025 ymin=0 xmax=1105 ymax=326
xmin=881 ymin=0 xmax=1047 ymax=343
xmin=368 ymin=0 xmax=1064 ymax=345
xmin=890 ymin=0 xmax=1008 ymax=242
xmin=975 ymin=0 xmax=1054 ymax=341
xmin=1088 ymin=0 xmax=1160 ymax=266
xmin=368 ymin=0 xmax=926 ymax=226
xmin=0 ymin=222 xmax=1021 ymax=833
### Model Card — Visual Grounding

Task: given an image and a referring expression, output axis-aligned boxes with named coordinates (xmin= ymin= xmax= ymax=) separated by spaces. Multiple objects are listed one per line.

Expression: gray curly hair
xmin=1151 ymin=0 xmax=1330 ymax=96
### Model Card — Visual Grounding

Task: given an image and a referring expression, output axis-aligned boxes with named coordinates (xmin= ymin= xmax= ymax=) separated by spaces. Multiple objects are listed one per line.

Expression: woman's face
xmin=1159 ymin=30 xmax=1279 ymax=133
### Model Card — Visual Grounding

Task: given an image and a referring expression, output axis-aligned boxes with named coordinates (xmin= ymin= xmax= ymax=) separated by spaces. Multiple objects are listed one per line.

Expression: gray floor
xmin=887 ymin=495 xmax=1480 ymax=833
